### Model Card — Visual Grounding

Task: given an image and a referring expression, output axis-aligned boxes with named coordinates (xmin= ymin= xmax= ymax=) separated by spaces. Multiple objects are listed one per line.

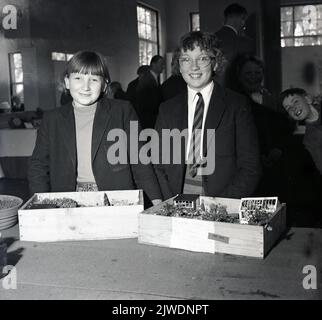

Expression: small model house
xmin=173 ymin=194 xmax=200 ymax=209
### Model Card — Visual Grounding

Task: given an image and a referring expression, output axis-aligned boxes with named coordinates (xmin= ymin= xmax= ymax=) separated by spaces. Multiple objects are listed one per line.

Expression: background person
xmin=136 ymin=55 xmax=165 ymax=129
xmin=232 ymin=54 xmax=291 ymax=198
xmin=279 ymin=88 xmax=322 ymax=227
xmin=125 ymin=65 xmax=150 ymax=109
xmin=281 ymin=88 xmax=322 ymax=175
xmin=161 ymin=51 xmax=187 ymax=101
xmin=215 ymin=3 xmax=255 ymax=87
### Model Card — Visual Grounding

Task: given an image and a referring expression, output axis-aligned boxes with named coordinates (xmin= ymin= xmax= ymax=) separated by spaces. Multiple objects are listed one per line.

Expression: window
xmin=137 ymin=4 xmax=159 ymax=65
xmin=52 ymin=52 xmax=74 ymax=61
xmin=190 ymin=12 xmax=200 ymax=31
xmin=281 ymin=4 xmax=322 ymax=47
xmin=9 ymin=52 xmax=24 ymax=109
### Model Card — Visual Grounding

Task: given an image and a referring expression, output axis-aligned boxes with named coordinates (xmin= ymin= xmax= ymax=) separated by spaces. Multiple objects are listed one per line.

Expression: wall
xmin=282 ymin=46 xmax=322 ymax=95
xmin=0 ymin=0 xmax=141 ymax=110
xmin=165 ymin=0 xmax=199 ymax=52
xmin=163 ymin=0 xmax=199 ymax=77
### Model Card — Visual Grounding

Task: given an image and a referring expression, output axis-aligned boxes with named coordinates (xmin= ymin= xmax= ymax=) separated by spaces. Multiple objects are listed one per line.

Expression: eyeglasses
xmin=179 ymin=55 xmax=215 ymax=69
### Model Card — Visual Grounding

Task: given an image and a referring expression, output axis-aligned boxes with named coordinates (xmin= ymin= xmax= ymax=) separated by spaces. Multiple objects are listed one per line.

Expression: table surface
xmin=0 ymin=225 xmax=321 ymax=300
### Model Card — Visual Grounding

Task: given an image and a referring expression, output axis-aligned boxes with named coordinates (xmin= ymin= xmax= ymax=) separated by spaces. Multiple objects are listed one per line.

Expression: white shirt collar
xmin=186 ymin=81 xmax=215 ymax=160
xmin=223 ymin=24 xmax=238 ymax=35
xmin=187 ymin=81 xmax=214 ymax=103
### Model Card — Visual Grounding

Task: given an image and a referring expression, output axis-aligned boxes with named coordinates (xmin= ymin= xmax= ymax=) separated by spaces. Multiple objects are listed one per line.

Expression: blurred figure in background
xmin=11 ymin=95 xmax=24 ymax=112
xmin=233 ymin=54 xmax=291 ymax=198
xmin=125 ymin=65 xmax=150 ymax=108
xmin=136 ymin=55 xmax=165 ymax=128
xmin=215 ymin=3 xmax=255 ymax=87
xmin=234 ymin=54 xmax=277 ymax=111
xmin=280 ymin=88 xmax=322 ymax=227
xmin=108 ymin=81 xmax=127 ymax=100
xmin=161 ymin=52 xmax=186 ymax=101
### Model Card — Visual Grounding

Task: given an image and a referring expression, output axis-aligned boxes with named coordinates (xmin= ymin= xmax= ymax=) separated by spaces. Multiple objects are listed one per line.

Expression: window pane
xmin=147 ymin=42 xmax=153 ymax=64
xmin=138 ymin=22 xmax=145 ymax=38
xmin=281 ymin=21 xmax=293 ymax=37
xmin=281 ymin=5 xmax=322 ymax=47
xmin=137 ymin=6 xmax=145 ymax=23
xmin=281 ymin=38 xmax=294 ymax=47
xmin=152 ymin=43 xmax=158 ymax=57
xmin=13 ymin=84 xmax=24 ymax=101
xmin=191 ymin=13 xmax=200 ymax=31
xmin=137 ymin=5 xmax=159 ymax=64
xmin=145 ymin=10 xmax=151 ymax=25
xmin=66 ymin=54 xmax=74 ymax=61
xmin=281 ymin=7 xmax=293 ymax=22
xmin=52 ymin=52 xmax=66 ymax=61
xmin=145 ymin=24 xmax=152 ymax=40
xmin=317 ymin=19 xmax=322 ymax=33
xmin=139 ymin=40 xmax=149 ymax=65
xmin=295 ymin=36 xmax=321 ymax=46
xmin=14 ymin=68 xmax=23 ymax=82
xmin=150 ymin=13 xmax=157 ymax=27
xmin=295 ymin=5 xmax=318 ymax=36
xmin=13 ymin=53 xmax=22 ymax=68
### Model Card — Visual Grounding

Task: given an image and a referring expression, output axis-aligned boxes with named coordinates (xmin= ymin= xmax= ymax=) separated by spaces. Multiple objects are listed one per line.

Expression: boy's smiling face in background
xmin=282 ymin=93 xmax=311 ymax=121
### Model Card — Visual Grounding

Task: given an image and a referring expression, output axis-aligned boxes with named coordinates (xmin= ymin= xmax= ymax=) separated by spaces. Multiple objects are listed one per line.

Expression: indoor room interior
xmin=0 ymin=0 xmax=321 ymax=228
xmin=0 ymin=0 xmax=321 ymax=302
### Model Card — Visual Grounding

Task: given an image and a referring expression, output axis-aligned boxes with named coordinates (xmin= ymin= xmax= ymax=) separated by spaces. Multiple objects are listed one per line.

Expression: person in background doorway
xmin=125 ymin=65 xmax=150 ymax=112
xmin=107 ymin=81 xmax=127 ymax=100
xmin=215 ymin=3 xmax=255 ymax=88
xmin=136 ymin=55 xmax=165 ymax=128
xmin=232 ymin=54 xmax=291 ymax=198
xmin=161 ymin=51 xmax=187 ymax=101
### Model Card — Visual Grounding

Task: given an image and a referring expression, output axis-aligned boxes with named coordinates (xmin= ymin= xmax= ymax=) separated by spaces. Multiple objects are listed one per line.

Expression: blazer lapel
xmin=92 ymin=98 xmax=112 ymax=162
xmin=203 ymin=83 xmax=227 ymax=156
xmin=175 ymin=90 xmax=189 ymax=131
xmin=172 ymin=91 xmax=189 ymax=185
xmin=59 ymin=103 xmax=77 ymax=169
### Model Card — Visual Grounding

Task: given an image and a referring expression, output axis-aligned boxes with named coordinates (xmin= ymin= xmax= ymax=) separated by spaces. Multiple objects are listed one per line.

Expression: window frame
xmin=190 ymin=12 xmax=200 ymax=31
xmin=8 ymin=52 xmax=24 ymax=108
xmin=281 ymin=4 xmax=322 ymax=47
xmin=137 ymin=3 xmax=160 ymax=66
xmin=51 ymin=52 xmax=74 ymax=61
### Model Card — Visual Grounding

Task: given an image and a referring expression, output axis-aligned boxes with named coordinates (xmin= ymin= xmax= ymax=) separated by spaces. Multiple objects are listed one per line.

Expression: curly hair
xmin=171 ymin=31 xmax=225 ymax=76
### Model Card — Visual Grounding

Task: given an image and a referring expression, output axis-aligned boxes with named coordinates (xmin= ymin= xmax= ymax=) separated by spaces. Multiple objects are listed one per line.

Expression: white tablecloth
xmin=0 ymin=129 xmax=37 ymax=157
xmin=0 ymin=129 xmax=37 ymax=178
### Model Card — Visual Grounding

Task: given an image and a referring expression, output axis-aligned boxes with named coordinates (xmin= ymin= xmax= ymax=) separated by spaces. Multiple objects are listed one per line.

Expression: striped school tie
xmin=188 ymin=92 xmax=204 ymax=177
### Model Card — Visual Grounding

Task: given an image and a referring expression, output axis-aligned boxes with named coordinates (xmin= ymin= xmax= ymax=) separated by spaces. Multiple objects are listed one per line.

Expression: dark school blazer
xmin=154 ymin=82 xmax=262 ymax=200
xmin=28 ymin=97 xmax=162 ymax=201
